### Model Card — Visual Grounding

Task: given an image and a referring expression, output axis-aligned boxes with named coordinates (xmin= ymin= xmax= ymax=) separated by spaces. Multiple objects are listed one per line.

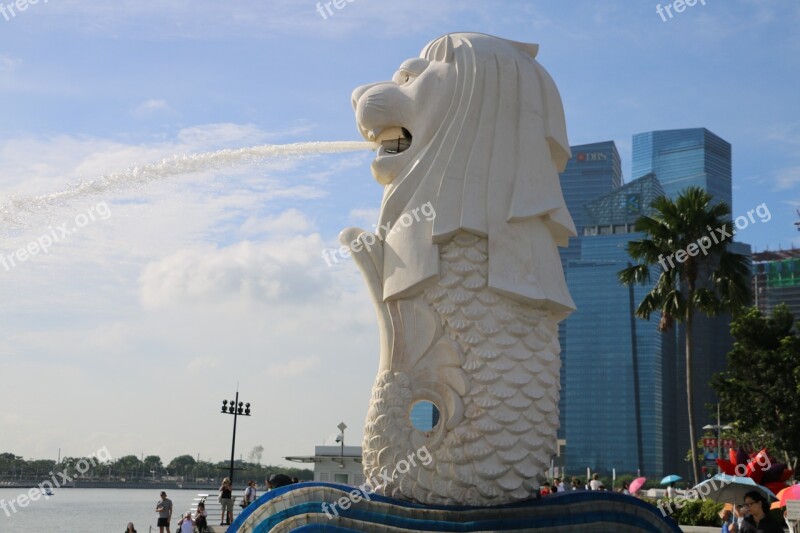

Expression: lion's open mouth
xmin=376 ymin=127 xmax=412 ymax=155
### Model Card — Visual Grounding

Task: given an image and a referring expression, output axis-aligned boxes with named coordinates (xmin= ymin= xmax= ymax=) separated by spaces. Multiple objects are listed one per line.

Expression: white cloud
xmin=132 ymin=98 xmax=173 ymax=117
xmin=347 ymin=207 xmax=380 ymax=230
xmin=773 ymin=166 xmax=800 ymax=190
xmin=138 ymin=233 xmax=330 ymax=309
xmin=188 ymin=355 xmax=222 ymax=373
xmin=265 ymin=355 xmax=321 ymax=379
xmin=240 ymin=208 xmax=314 ymax=237
xmin=0 ymin=55 xmax=21 ymax=72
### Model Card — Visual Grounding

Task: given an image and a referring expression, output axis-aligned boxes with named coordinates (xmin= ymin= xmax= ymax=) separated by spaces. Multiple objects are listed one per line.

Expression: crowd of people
xmin=538 ymin=473 xmax=635 ymax=496
xmin=125 ymin=474 xmax=303 ymax=533
xmin=718 ymin=491 xmax=786 ymax=533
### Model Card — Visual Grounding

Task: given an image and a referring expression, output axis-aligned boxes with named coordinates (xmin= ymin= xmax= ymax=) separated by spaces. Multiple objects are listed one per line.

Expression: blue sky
xmin=0 ymin=1 xmax=798 ymax=470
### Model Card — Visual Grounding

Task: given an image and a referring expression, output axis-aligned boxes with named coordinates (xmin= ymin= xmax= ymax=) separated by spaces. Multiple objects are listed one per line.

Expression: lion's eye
xmin=393 ymin=58 xmax=429 ymax=86
xmin=393 ymin=70 xmax=417 ymax=85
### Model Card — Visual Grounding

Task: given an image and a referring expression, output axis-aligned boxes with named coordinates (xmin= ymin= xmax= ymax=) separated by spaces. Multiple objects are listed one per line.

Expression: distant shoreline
xmin=0 ymin=481 xmax=233 ymax=490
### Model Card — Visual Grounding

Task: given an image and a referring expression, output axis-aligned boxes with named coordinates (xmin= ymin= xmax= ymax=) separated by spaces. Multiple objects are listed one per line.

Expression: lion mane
xmin=376 ymin=32 xmax=575 ymax=316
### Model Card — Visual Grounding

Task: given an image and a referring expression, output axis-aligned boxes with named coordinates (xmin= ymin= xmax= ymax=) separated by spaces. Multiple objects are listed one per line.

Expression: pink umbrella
xmin=629 ymin=477 xmax=647 ymax=495
xmin=780 ymin=484 xmax=800 ymax=507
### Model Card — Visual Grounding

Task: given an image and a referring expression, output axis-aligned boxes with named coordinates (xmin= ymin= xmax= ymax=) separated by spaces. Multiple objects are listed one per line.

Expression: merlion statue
xmin=342 ymin=32 xmax=576 ymax=507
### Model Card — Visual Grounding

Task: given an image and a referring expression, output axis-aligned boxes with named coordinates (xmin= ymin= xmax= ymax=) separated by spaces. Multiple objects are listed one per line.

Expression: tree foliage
xmin=711 ymin=304 xmax=800 ymax=466
xmin=619 ymin=187 xmax=751 ymax=486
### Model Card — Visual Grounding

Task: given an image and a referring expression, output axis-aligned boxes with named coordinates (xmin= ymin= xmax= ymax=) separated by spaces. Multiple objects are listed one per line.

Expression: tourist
xmin=571 ymin=478 xmax=582 ymax=491
xmin=555 ymin=477 xmax=565 ymax=492
xmin=667 ymin=482 xmax=677 ymax=499
xmin=124 ymin=523 xmax=137 ymax=533
xmin=589 ymin=473 xmax=601 ymax=490
xmin=739 ymin=491 xmax=783 ymax=533
xmin=219 ymin=478 xmax=233 ymax=526
xmin=539 ymin=482 xmax=551 ymax=496
xmin=551 ymin=478 xmax=559 ymax=493
xmin=733 ymin=504 xmax=746 ymax=531
xmin=177 ymin=512 xmax=194 ymax=533
xmin=620 ymin=481 xmax=630 ymax=495
xmin=719 ymin=508 xmax=734 ymax=533
xmin=194 ymin=501 xmax=208 ymax=532
xmin=242 ymin=480 xmax=257 ymax=508
xmin=267 ymin=473 xmax=293 ymax=489
xmin=155 ymin=491 xmax=173 ymax=533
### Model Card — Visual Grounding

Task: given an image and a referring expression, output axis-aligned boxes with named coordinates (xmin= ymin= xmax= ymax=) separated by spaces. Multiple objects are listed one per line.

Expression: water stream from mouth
xmin=0 ymin=141 xmax=375 ymax=228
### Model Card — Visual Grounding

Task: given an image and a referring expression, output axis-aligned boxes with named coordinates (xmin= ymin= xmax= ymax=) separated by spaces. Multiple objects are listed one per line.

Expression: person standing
xmin=739 ymin=491 xmax=783 ymax=533
xmin=589 ymin=473 xmax=601 ymax=491
xmin=667 ymin=482 xmax=677 ymax=499
xmin=155 ymin=491 xmax=173 ymax=533
xmin=243 ymin=480 xmax=257 ymax=508
xmin=219 ymin=478 xmax=233 ymax=526
xmin=719 ymin=509 xmax=735 ymax=533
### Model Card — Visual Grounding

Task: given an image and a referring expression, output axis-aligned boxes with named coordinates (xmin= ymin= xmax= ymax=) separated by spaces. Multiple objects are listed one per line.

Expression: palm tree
xmin=618 ymin=187 xmax=750 ymax=486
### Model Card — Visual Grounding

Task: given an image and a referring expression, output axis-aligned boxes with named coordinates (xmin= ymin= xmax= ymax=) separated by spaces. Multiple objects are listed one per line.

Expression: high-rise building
xmin=632 ymin=128 xmax=748 ymax=478
xmin=562 ymin=174 xmax=667 ymax=475
xmin=556 ymin=141 xmax=622 ymax=440
xmin=558 ymin=128 xmax=748 ymax=479
xmin=558 ymin=141 xmax=623 ymax=268
xmin=753 ymin=249 xmax=800 ymax=319
xmin=632 ymin=128 xmax=732 ymax=208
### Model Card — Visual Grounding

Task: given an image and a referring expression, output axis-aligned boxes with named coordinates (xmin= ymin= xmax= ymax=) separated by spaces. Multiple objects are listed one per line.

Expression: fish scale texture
xmin=363 ymin=232 xmax=561 ymax=506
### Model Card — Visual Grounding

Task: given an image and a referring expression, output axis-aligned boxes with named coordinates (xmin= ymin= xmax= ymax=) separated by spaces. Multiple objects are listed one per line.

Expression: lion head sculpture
xmin=351 ymin=32 xmax=576 ymax=315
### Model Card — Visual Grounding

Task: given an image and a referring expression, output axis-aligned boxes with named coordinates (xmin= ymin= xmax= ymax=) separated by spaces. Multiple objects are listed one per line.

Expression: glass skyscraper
xmin=556 ymin=141 xmax=622 ymax=440
xmin=632 ymin=128 xmax=732 ymax=208
xmin=558 ymin=128 xmax=748 ymax=479
xmin=562 ymin=174 xmax=666 ymax=475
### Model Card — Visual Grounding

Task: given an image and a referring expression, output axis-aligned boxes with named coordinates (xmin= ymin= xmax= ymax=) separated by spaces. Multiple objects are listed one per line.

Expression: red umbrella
xmin=629 ymin=477 xmax=647 ymax=495
xmin=780 ymin=484 xmax=800 ymax=507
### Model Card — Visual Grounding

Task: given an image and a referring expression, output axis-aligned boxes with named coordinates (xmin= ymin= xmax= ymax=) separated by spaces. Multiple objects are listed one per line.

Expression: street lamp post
xmin=220 ymin=391 xmax=251 ymax=485
xmin=703 ymin=404 xmax=733 ymax=474
xmin=337 ymin=422 xmax=347 ymax=458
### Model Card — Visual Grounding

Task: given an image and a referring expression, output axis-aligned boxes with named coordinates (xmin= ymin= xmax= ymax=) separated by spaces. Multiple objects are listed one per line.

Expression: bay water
xmin=0 ymin=488 xmax=223 ymax=532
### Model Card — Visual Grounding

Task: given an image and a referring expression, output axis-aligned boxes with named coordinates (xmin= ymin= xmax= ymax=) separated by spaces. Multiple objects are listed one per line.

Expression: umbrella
xmin=660 ymin=475 xmax=682 ymax=485
xmin=692 ymin=474 xmax=778 ymax=504
xmin=771 ymin=487 xmax=789 ymax=510
xmin=629 ymin=477 xmax=647 ymax=494
xmin=781 ymin=485 xmax=800 ymax=507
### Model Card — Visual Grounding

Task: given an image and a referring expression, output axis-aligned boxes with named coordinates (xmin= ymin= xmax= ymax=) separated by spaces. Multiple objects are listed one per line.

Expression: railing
xmin=147 ymin=494 xmax=245 ymax=532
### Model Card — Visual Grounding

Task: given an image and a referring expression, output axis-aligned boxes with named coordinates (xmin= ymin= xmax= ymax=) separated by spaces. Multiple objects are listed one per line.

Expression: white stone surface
xmin=342 ymin=32 xmax=575 ymax=506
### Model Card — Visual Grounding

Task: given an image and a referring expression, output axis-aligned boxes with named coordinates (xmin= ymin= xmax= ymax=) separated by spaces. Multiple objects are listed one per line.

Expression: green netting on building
xmin=765 ymin=258 xmax=800 ymax=288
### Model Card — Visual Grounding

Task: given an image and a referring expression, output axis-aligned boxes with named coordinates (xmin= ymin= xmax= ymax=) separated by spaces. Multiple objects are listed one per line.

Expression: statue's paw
xmin=339 ymin=227 xmax=383 ymax=257
xmin=339 ymin=227 xmax=385 ymax=302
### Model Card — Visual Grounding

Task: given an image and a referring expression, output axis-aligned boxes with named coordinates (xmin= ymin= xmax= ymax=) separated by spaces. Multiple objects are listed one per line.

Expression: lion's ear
xmin=512 ymin=42 xmax=539 ymax=59
xmin=431 ymin=35 xmax=455 ymax=63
